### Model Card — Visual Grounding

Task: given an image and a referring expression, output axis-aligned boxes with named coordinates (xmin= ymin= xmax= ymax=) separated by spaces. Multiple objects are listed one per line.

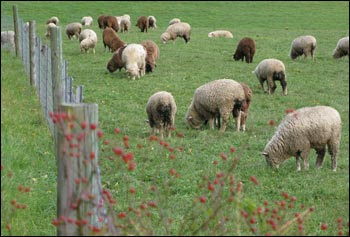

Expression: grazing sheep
xmin=168 ymin=18 xmax=181 ymax=26
xmin=290 ymin=35 xmax=317 ymax=60
xmin=122 ymin=43 xmax=147 ymax=80
xmin=1 ymin=31 xmax=15 ymax=51
xmin=161 ymin=22 xmax=191 ymax=44
xmin=333 ymin=36 xmax=349 ymax=59
xmin=103 ymin=16 xmax=119 ymax=32
xmin=117 ymin=15 xmax=131 ymax=32
xmin=185 ymin=79 xmax=245 ymax=132
xmin=136 ymin=16 xmax=149 ymax=32
xmin=102 ymin=27 xmax=126 ymax=52
xmin=262 ymin=106 xmax=341 ymax=171
xmin=141 ymin=40 xmax=160 ymax=73
xmin=81 ymin=16 xmax=93 ymax=26
xmin=253 ymin=58 xmax=287 ymax=96
xmin=65 ymin=22 xmax=82 ymax=40
xmin=232 ymin=37 xmax=256 ymax=63
xmin=146 ymin=91 xmax=177 ymax=139
xmin=107 ymin=45 xmax=127 ymax=73
xmin=208 ymin=30 xmax=233 ymax=38
xmin=45 ymin=23 xmax=57 ymax=38
xmin=79 ymin=29 xmax=97 ymax=42
xmin=46 ymin=16 xmax=59 ymax=25
xmin=98 ymin=15 xmax=106 ymax=29
xmin=148 ymin=16 xmax=157 ymax=29
xmin=79 ymin=29 xmax=98 ymax=54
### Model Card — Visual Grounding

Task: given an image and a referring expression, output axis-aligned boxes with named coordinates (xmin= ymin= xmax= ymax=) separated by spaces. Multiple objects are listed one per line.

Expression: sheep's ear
xmin=261 ymin=151 xmax=268 ymax=157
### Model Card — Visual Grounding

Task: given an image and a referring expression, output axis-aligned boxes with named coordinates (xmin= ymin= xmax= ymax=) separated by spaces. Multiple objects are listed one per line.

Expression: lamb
xmin=103 ymin=16 xmax=119 ymax=32
xmin=148 ymin=16 xmax=157 ymax=29
xmin=136 ymin=16 xmax=149 ymax=32
xmin=45 ymin=23 xmax=56 ymax=38
xmin=102 ymin=27 xmax=126 ymax=52
xmin=65 ymin=22 xmax=82 ymax=40
xmin=161 ymin=22 xmax=191 ymax=44
xmin=107 ymin=45 xmax=127 ymax=73
xmin=81 ymin=16 xmax=93 ymax=26
xmin=290 ymin=35 xmax=317 ymax=60
xmin=262 ymin=106 xmax=341 ymax=172
xmin=79 ymin=29 xmax=98 ymax=54
xmin=185 ymin=79 xmax=245 ymax=132
xmin=146 ymin=91 xmax=177 ymax=139
xmin=168 ymin=18 xmax=181 ymax=26
xmin=140 ymin=40 xmax=160 ymax=73
xmin=122 ymin=43 xmax=147 ymax=80
xmin=118 ymin=16 xmax=131 ymax=32
xmin=46 ymin=16 xmax=59 ymax=25
xmin=232 ymin=37 xmax=256 ymax=63
xmin=79 ymin=29 xmax=97 ymax=42
xmin=253 ymin=58 xmax=287 ymax=96
xmin=1 ymin=31 xmax=15 ymax=51
xmin=332 ymin=36 xmax=349 ymax=59
xmin=208 ymin=30 xmax=233 ymax=38
xmin=98 ymin=15 xmax=106 ymax=29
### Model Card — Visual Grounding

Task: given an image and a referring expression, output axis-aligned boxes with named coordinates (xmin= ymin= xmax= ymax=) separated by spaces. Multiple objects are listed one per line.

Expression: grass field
xmin=1 ymin=1 xmax=349 ymax=236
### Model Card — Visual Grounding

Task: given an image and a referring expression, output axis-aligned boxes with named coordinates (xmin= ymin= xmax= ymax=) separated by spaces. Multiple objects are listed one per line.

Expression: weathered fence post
xmin=29 ymin=20 xmax=36 ymax=86
xmin=13 ymin=5 xmax=20 ymax=57
xmin=56 ymin=103 xmax=107 ymax=236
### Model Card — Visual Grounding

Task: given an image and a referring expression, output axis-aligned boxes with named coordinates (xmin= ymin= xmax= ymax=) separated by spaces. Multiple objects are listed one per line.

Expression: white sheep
xmin=333 ymin=36 xmax=349 ymax=59
xmin=208 ymin=30 xmax=233 ymax=38
xmin=45 ymin=23 xmax=57 ymax=38
xmin=65 ymin=22 xmax=82 ymax=40
xmin=46 ymin=16 xmax=59 ymax=25
xmin=253 ymin=58 xmax=287 ymax=96
xmin=168 ymin=18 xmax=181 ymax=26
xmin=81 ymin=16 xmax=93 ymax=26
xmin=290 ymin=35 xmax=317 ymax=60
xmin=121 ymin=44 xmax=147 ymax=80
xmin=161 ymin=22 xmax=191 ymax=44
xmin=146 ymin=91 xmax=177 ymax=139
xmin=262 ymin=106 xmax=341 ymax=171
xmin=148 ymin=16 xmax=157 ymax=29
xmin=185 ymin=79 xmax=245 ymax=132
xmin=79 ymin=29 xmax=97 ymax=42
xmin=1 ymin=31 xmax=15 ymax=51
xmin=116 ymin=15 xmax=131 ymax=32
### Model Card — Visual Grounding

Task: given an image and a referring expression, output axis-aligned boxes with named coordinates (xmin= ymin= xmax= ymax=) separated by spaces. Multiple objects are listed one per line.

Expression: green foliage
xmin=1 ymin=1 xmax=349 ymax=235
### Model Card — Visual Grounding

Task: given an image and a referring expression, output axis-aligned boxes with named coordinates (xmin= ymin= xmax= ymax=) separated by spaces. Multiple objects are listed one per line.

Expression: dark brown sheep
xmin=107 ymin=46 xmax=127 ymax=73
xmin=136 ymin=16 xmax=149 ymax=33
xmin=102 ymin=28 xmax=126 ymax=52
xmin=141 ymin=40 xmax=160 ymax=73
xmin=232 ymin=37 xmax=256 ymax=63
xmin=103 ymin=16 xmax=119 ymax=32
xmin=98 ymin=15 xmax=106 ymax=29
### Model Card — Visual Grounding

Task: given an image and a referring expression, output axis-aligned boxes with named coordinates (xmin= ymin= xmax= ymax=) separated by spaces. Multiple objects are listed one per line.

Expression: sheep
xmin=98 ymin=15 xmax=106 ymax=29
xmin=45 ymin=23 xmax=56 ymax=38
xmin=79 ymin=29 xmax=98 ymax=54
xmin=107 ymin=45 xmax=127 ymax=73
xmin=46 ymin=16 xmax=59 ymax=25
xmin=1 ymin=31 xmax=15 ymax=51
xmin=290 ymin=35 xmax=317 ymax=60
xmin=117 ymin=15 xmax=131 ymax=32
xmin=148 ymin=16 xmax=157 ymax=29
xmin=122 ymin=43 xmax=147 ymax=80
xmin=332 ymin=36 xmax=349 ymax=59
xmin=81 ymin=16 xmax=93 ymax=26
xmin=136 ymin=16 xmax=149 ymax=32
xmin=185 ymin=79 xmax=245 ymax=132
xmin=161 ymin=22 xmax=191 ymax=44
xmin=168 ymin=18 xmax=181 ymax=26
xmin=208 ymin=30 xmax=233 ymax=38
xmin=102 ymin=27 xmax=126 ymax=52
xmin=232 ymin=37 xmax=256 ymax=63
xmin=253 ymin=58 xmax=287 ymax=96
xmin=65 ymin=22 xmax=82 ymax=40
xmin=146 ymin=91 xmax=177 ymax=139
xmin=103 ymin=16 xmax=119 ymax=32
xmin=262 ymin=106 xmax=341 ymax=172
xmin=140 ymin=40 xmax=160 ymax=73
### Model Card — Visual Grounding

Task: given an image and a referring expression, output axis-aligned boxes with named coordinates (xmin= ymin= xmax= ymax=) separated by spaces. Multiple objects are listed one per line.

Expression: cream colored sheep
xmin=46 ymin=16 xmax=59 ymax=25
xmin=161 ymin=22 xmax=191 ymax=44
xmin=333 ymin=36 xmax=349 ymax=59
xmin=65 ymin=22 xmax=82 ymax=40
xmin=208 ymin=30 xmax=233 ymax=38
xmin=81 ymin=16 xmax=93 ymax=26
xmin=121 ymin=44 xmax=147 ymax=80
xmin=290 ymin=35 xmax=317 ymax=60
xmin=168 ymin=18 xmax=181 ymax=26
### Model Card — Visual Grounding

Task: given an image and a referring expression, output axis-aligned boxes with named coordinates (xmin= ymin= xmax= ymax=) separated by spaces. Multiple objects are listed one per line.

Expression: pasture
xmin=1 ymin=1 xmax=349 ymax=235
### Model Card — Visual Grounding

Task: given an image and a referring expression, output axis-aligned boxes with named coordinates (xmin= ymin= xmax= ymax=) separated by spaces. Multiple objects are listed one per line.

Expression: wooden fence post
xmin=13 ymin=5 xmax=20 ymax=57
xmin=29 ymin=20 xmax=36 ymax=86
xmin=56 ymin=103 xmax=107 ymax=236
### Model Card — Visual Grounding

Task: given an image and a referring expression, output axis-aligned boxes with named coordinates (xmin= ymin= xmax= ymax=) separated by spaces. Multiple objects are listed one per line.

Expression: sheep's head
xmin=160 ymin=32 xmax=170 ymax=44
xmin=261 ymin=151 xmax=280 ymax=169
xmin=233 ymin=52 xmax=241 ymax=61
xmin=185 ymin=106 xmax=203 ymax=129
xmin=290 ymin=48 xmax=300 ymax=59
xmin=107 ymin=60 xmax=117 ymax=73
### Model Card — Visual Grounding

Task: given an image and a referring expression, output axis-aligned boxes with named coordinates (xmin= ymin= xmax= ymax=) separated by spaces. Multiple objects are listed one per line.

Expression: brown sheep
xmin=98 ymin=15 xmax=106 ymax=29
xmin=103 ymin=16 xmax=119 ymax=32
xmin=136 ymin=16 xmax=149 ymax=33
xmin=107 ymin=46 xmax=127 ymax=73
xmin=102 ymin=28 xmax=126 ymax=52
xmin=141 ymin=40 xmax=160 ymax=73
xmin=232 ymin=37 xmax=256 ymax=63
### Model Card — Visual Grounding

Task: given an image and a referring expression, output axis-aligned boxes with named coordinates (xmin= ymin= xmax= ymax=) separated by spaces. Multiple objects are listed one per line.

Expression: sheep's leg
xmin=267 ymin=77 xmax=274 ymax=95
xmin=259 ymin=78 xmax=266 ymax=92
xmin=159 ymin=127 xmax=164 ymax=139
xmin=300 ymin=150 xmax=310 ymax=171
xmin=296 ymin=157 xmax=301 ymax=171
xmin=245 ymin=52 xmax=251 ymax=63
xmin=219 ymin=113 xmax=230 ymax=132
xmin=208 ymin=118 xmax=215 ymax=130
xmin=311 ymin=47 xmax=316 ymax=61
xmin=315 ymin=147 xmax=326 ymax=169
xmin=152 ymin=127 xmax=157 ymax=136
xmin=327 ymin=140 xmax=339 ymax=171
xmin=280 ymin=79 xmax=287 ymax=96
xmin=234 ymin=111 xmax=241 ymax=132
xmin=166 ymin=127 xmax=171 ymax=138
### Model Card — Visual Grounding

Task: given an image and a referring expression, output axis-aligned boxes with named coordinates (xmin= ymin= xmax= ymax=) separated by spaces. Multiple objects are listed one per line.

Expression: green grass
xmin=1 ymin=1 xmax=349 ymax=236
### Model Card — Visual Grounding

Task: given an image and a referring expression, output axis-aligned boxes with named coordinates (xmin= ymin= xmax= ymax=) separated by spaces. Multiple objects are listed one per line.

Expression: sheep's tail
xmin=157 ymin=103 xmax=172 ymax=126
